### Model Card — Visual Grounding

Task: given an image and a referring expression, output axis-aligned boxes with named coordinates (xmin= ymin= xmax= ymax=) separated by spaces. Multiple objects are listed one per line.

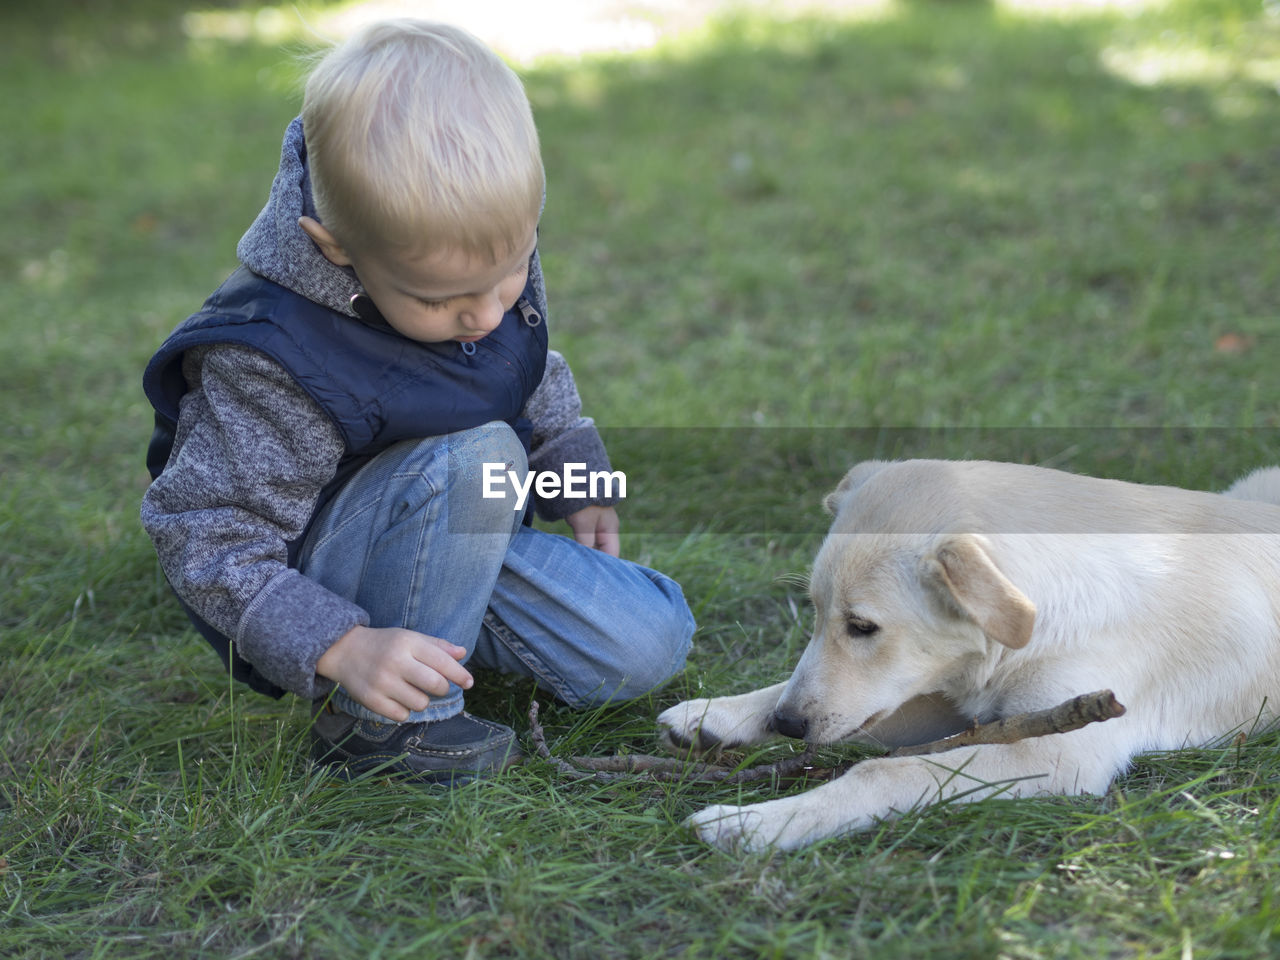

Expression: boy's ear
xmin=298 ymin=216 xmax=353 ymax=267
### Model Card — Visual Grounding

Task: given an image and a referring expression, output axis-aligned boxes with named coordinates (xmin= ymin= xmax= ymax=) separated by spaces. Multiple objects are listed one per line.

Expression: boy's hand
xmin=566 ymin=505 xmax=620 ymax=557
xmin=316 ymin=625 xmax=473 ymax=722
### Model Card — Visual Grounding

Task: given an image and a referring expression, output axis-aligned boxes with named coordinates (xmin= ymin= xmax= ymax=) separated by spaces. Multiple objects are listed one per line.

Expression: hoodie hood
xmin=236 ymin=117 xmax=365 ymax=317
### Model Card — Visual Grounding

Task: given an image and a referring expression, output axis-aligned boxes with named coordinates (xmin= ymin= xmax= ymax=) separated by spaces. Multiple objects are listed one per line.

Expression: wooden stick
xmin=526 ymin=689 xmax=1126 ymax=786
xmin=888 ymin=689 xmax=1126 ymax=757
xmin=527 ymin=701 xmax=815 ymax=784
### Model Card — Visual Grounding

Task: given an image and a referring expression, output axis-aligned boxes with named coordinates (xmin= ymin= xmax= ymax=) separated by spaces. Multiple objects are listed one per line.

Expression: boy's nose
xmin=463 ymin=293 xmax=504 ymax=332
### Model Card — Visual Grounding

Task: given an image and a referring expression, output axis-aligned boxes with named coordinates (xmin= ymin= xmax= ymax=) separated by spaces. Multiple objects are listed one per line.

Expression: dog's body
xmin=658 ymin=459 xmax=1280 ymax=851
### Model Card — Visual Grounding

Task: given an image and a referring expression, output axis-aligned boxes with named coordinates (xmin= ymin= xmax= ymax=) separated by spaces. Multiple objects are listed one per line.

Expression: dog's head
xmin=772 ymin=461 xmax=1037 ymax=744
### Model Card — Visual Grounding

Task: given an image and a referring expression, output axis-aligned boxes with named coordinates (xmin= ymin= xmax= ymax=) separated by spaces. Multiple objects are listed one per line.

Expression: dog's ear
xmin=823 ymin=460 xmax=892 ymax=516
xmin=923 ymin=534 xmax=1036 ymax=649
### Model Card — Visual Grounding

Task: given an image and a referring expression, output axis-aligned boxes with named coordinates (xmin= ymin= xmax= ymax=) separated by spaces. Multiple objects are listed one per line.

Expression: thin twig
xmin=526 ymin=700 xmax=587 ymax=777
xmin=527 ymin=701 xmax=815 ymax=784
xmin=888 ymin=689 xmax=1126 ymax=757
xmin=526 ymin=689 xmax=1127 ymax=786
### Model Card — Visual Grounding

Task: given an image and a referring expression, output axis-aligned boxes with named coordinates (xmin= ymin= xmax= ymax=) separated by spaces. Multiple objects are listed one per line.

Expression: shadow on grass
xmin=518 ymin=2 xmax=1277 ymax=430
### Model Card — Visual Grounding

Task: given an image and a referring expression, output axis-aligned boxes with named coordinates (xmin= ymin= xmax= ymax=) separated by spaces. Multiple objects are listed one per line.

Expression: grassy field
xmin=3 ymin=0 xmax=1280 ymax=956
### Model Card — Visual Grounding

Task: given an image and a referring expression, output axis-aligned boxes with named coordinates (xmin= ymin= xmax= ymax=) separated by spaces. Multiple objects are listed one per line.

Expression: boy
xmin=141 ymin=20 xmax=694 ymax=784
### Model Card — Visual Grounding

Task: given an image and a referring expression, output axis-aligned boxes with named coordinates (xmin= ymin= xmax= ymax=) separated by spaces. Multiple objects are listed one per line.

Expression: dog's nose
xmin=769 ymin=710 xmax=808 ymax=741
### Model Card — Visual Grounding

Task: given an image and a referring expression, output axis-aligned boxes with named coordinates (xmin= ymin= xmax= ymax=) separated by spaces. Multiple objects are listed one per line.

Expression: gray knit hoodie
xmin=140 ymin=118 xmax=615 ymax=700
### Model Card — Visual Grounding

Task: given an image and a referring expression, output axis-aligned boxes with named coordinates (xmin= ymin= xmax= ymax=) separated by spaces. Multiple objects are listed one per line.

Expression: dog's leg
xmin=686 ymin=726 xmax=1132 ymax=851
xmin=657 ymin=682 xmax=789 ymax=755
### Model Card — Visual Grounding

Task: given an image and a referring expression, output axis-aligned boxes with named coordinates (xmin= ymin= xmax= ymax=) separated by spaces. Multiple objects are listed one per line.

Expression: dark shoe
xmin=310 ymin=703 xmax=522 ymax=785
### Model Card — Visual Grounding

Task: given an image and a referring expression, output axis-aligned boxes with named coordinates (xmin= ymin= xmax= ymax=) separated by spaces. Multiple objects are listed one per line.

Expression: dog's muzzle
xmin=768 ymin=710 xmax=809 ymax=741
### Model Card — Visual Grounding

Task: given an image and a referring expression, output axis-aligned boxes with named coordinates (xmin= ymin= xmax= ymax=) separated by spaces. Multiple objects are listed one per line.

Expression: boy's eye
xmin=416 ymin=260 xmax=527 ymax=309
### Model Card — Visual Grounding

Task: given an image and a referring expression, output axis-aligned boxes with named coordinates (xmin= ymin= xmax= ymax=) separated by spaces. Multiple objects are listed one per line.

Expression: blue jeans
xmin=296 ymin=422 xmax=694 ymax=723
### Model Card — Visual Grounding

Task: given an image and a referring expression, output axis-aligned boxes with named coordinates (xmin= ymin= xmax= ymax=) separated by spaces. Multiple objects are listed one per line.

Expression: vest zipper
xmin=518 ymin=298 xmax=542 ymax=327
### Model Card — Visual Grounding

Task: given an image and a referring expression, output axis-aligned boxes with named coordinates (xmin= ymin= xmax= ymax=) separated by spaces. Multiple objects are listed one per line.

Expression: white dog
xmin=658 ymin=459 xmax=1280 ymax=851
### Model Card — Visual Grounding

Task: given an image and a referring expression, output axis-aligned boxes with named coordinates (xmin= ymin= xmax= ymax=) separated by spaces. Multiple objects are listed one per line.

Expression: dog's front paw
xmin=686 ymin=797 xmax=833 ymax=852
xmin=657 ymin=684 xmax=785 ymax=756
xmin=686 ymin=803 xmax=793 ymax=855
xmin=657 ymin=698 xmax=731 ymax=756
xmin=685 ymin=804 xmax=771 ymax=852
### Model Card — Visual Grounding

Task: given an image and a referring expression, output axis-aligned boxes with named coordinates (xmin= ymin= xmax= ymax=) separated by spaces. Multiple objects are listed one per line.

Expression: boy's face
xmin=302 ymin=217 xmax=537 ymax=344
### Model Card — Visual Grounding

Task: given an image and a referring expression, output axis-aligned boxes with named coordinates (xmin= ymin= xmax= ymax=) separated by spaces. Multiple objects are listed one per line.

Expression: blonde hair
xmin=302 ymin=19 xmax=543 ymax=261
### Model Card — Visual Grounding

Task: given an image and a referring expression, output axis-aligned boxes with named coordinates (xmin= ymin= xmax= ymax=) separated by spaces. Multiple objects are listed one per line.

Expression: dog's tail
xmin=1224 ymin=467 xmax=1280 ymax=505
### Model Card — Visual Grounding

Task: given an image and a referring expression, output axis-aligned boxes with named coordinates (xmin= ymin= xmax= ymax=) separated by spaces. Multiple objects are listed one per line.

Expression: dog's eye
xmin=845 ymin=616 xmax=879 ymax=638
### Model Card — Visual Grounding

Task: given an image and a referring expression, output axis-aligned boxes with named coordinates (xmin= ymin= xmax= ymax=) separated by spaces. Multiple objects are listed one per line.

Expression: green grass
xmin=3 ymin=0 xmax=1280 ymax=956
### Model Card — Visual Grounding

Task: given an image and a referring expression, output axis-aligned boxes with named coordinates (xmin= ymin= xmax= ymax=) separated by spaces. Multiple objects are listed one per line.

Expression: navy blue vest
xmin=143 ymin=265 xmax=548 ymax=696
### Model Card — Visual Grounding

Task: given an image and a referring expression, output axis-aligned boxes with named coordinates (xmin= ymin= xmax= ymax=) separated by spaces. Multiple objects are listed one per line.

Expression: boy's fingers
xmin=408 ymin=648 xmax=473 ymax=692
xmin=598 ymin=530 xmax=621 ymax=557
xmin=367 ymin=694 xmax=411 ymax=723
xmin=404 ymin=667 xmax=457 ymax=698
xmin=421 ymin=634 xmax=468 ymax=661
xmin=443 ymin=660 xmax=475 ymax=689
xmin=392 ymin=684 xmax=432 ymax=716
